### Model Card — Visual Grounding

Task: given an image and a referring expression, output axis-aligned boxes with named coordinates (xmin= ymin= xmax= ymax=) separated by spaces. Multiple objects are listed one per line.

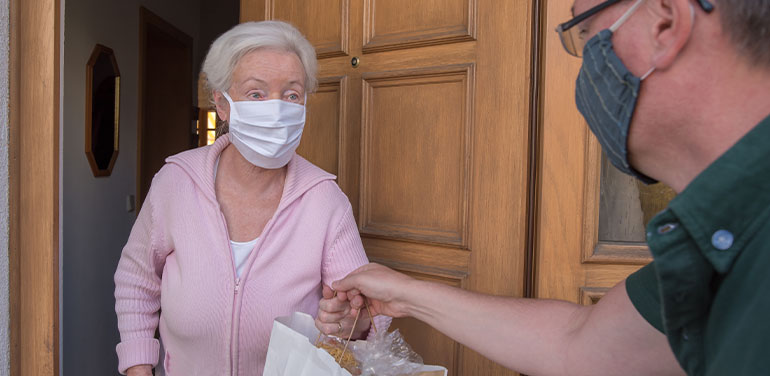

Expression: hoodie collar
xmin=164 ymin=134 xmax=337 ymax=208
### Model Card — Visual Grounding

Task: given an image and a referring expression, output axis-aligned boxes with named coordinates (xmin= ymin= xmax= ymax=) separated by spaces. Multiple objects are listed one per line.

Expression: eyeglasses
xmin=556 ymin=0 xmax=715 ymax=57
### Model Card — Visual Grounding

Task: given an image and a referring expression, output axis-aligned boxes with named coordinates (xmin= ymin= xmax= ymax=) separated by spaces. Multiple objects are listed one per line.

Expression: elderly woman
xmin=115 ymin=21 xmax=388 ymax=376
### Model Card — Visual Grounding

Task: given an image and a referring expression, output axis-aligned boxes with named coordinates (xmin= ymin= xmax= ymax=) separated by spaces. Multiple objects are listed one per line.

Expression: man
xmin=315 ymin=0 xmax=770 ymax=374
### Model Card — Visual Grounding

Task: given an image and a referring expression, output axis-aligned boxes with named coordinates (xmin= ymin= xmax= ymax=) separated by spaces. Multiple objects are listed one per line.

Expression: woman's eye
xmin=288 ymin=94 xmax=299 ymax=101
xmin=249 ymin=92 xmax=264 ymax=100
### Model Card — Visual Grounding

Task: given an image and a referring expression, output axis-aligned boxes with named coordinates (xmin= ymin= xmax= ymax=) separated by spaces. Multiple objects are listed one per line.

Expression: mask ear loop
xmin=220 ymin=91 xmax=237 ymax=120
xmin=640 ymin=67 xmax=656 ymax=80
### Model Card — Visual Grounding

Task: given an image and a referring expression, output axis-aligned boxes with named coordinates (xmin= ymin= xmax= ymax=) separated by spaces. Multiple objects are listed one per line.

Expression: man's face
xmin=570 ymin=0 xmax=663 ymax=173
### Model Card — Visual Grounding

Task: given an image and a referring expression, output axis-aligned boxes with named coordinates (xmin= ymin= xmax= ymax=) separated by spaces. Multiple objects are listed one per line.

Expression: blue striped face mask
xmin=575 ymin=0 xmax=657 ymax=184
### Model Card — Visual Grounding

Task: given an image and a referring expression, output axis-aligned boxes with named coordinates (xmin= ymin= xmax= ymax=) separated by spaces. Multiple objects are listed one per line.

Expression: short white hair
xmin=202 ymin=20 xmax=318 ymax=96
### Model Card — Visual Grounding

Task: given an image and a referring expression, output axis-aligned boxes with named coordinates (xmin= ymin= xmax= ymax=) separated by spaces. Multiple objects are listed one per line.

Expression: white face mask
xmin=221 ymin=91 xmax=306 ymax=169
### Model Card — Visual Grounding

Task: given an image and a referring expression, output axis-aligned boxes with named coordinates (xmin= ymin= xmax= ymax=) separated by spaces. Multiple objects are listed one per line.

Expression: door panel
xmin=361 ymin=65 xmax=473 ymax=245
xmin=269 ymin=0 xmax=349 ymax=58
xmin=297 ymin=77 xmax=344 ymax=176
xmin=362 ymin=0 xmax=475 ymax=52
xmin=243 ymin=1 xmax=533 ymax=374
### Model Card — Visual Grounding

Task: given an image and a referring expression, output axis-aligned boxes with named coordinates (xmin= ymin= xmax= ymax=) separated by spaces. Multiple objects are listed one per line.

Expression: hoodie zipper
xmin=226 ymin=209 xmax=287 ymax=376
xmin=220 ymin=212 xmax=241 ymax=376
xmin=231 ymin=277 xmax=243 ymax=376
xmin=223 ymin=210 xmax=278 ymax=376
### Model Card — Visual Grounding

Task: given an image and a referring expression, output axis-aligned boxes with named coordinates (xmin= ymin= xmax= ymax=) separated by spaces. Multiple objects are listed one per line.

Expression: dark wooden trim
xmin=10 ymin=0 xmax=61 ymax=373
xmin=524 ymin=0 xmax=545 ymax=299
xmin=136 ymin=6 xmax=194 ymax=211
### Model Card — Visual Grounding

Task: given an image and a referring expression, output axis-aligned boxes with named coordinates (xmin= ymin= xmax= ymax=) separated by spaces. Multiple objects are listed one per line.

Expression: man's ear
xmin=213 ymin=90 xmax=230 ymax=122
xmin=648 ymin=0 xmax=694 ymax=69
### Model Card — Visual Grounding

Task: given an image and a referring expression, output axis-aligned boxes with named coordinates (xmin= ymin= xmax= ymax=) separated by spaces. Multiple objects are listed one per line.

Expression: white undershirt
xmin=216 ymin=155 xmax=259 ymax=277
xmin=230 ymin=237 xmax=259 ymax=277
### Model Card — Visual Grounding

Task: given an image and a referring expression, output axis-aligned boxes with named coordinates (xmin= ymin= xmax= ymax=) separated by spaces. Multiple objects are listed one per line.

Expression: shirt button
xmin=711 ymin=229 xmax=734 ymax=250
xmin=657 ymin=223 xmax=678 ymax=234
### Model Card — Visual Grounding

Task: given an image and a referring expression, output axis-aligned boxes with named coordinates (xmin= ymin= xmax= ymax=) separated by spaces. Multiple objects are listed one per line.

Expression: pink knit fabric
xmin=114 ymin=135 xmax=390 ymax=375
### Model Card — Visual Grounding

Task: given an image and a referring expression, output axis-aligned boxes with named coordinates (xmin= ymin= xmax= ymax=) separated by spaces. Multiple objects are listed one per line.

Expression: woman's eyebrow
xmin=242 ymin=77 xmax=268 ymax=86
xmin=284 ymin=80 xmax=305 ymax=90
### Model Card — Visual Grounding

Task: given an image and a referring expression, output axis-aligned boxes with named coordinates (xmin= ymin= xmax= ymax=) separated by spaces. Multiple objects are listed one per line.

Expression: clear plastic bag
xmin=350 ymin=329 xmax=424 ymax=376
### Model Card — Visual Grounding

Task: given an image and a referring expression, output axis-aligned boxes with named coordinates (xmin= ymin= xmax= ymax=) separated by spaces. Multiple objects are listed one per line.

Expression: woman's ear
xmin=213 ymin=90 xmax=230 ymax=122
xmin=648 ymin=0 xmax=694 ymax=69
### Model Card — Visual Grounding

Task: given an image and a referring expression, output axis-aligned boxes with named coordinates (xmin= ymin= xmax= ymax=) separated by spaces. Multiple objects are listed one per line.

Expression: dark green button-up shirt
xmin=626 ymin=115 xmax=770 ymax=375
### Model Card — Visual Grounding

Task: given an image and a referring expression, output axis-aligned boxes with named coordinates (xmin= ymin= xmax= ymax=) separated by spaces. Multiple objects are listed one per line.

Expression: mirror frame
xmin=85 ymin=43 xmax=121 ymax=177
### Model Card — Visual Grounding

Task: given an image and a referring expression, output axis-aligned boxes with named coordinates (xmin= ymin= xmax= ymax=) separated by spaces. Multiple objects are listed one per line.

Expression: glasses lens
xmin=557 ymin=25 xmax=586 ymax=57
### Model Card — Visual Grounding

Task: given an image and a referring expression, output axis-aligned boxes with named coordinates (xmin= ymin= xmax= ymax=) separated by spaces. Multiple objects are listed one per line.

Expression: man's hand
xmin=332 ymin=263 xmax=417 ymax=318
xmin=125 ymin=365 xmax=153 ymax=376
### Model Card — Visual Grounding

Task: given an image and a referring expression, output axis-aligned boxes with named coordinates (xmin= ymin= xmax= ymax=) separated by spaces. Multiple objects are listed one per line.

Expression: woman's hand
xmin=315 ymin=284 xmax=371 ymax=340
xmin=125 ymin=365 xmax=153 ymax=376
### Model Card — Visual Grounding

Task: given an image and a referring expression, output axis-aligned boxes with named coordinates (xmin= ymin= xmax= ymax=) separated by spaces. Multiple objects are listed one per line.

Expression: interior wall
xmin=61 ymin=0 xmax=203 ymax=374
xmin=196 ymin=0 xmax=239 ymax=89
xmin=0 ymin=0 xmax=10 ymax=373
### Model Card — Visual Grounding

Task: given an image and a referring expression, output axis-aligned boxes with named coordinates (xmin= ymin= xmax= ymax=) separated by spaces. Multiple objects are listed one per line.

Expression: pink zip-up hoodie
xmin=114 ymin=135 xmax=389 ymax=375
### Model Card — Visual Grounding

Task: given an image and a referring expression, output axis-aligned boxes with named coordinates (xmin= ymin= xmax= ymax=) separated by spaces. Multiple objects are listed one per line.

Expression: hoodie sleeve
xmin=114 ymin=182 xmax=170 ymax=374
xmin=321 ymin=204 xmax=392 ymax=338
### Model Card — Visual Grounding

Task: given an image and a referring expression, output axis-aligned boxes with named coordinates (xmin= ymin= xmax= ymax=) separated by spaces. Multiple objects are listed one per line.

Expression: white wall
xmin=62 ymin=0 xmax=202 ymax=374
xmin=0 ymin=0 xmax=10 ymax=373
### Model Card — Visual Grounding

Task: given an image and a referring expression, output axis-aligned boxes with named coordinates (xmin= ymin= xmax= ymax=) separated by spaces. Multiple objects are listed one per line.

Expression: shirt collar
xmin=667 ymin=114 xmax=770 ymax=273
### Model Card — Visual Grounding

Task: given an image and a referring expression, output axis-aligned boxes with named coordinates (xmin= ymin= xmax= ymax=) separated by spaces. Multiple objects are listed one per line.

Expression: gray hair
xmin=716 ymin=0 xmax=770 ymax=67
xmin=201 ymin=20 xmax=318 ymax=97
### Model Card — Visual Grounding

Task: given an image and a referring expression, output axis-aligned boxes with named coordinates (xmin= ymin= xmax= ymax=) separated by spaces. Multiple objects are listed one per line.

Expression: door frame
xmin=9 ymin=0 xmax=61 ymax=374
xmin=136 ymin=6 xmax=195 ymax=211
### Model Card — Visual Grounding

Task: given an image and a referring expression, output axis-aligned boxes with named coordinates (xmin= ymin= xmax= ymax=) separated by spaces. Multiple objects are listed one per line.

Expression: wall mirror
xmin=86 ymin=44 xmax=120 ymax=177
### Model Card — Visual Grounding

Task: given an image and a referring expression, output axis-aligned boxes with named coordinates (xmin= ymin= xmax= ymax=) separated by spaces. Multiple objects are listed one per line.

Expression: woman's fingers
xmin=317 ymin=303 xmax=349 ymax=323
xmin=319 ymin=293 xmax=349 ymax=313
xmin=322 ymin=284 xmax=335 ymax=299
xmin=318 ymin=321 xmax=345 ymax=336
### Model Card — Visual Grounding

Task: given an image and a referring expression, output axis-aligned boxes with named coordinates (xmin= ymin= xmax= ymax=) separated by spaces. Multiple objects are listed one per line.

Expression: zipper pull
xmin=234 ymin=278 xmax=241 ymax=295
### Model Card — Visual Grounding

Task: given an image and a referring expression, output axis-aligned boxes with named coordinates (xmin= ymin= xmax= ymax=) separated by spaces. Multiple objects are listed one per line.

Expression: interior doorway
xmin=137 ymin=7 xmax=195 ymax=209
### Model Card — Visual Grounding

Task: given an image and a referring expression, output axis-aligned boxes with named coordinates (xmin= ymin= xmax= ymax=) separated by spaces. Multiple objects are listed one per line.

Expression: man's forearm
xmin=401 ymin=279 xmax=586 ymax=375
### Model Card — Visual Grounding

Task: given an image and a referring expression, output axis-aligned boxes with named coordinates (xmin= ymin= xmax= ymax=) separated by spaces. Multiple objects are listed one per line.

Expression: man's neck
xmin=649 ymin=62 xmax=770 ymax=193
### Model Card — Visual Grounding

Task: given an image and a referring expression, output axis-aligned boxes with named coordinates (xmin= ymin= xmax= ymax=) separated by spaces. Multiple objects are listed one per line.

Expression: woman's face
xmin=215 ymin=48 xmax=306 ymax=121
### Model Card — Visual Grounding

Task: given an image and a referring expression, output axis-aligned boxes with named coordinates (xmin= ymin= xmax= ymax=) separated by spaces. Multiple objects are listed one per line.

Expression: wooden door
xmin=535 ymin=0 xmax=674 ymax=305
xmin=137 ymin=7 xmax=194 ymax=208
xmin=242 ymin=1 xmax=534 ymax=374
